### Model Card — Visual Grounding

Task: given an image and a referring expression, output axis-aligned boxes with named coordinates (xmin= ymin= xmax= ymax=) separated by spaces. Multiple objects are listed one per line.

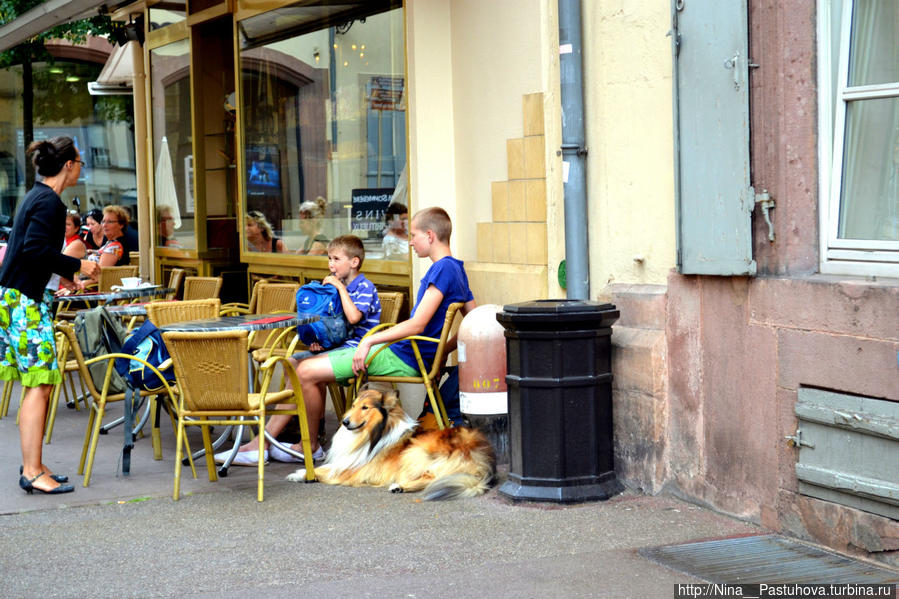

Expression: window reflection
xmin=239 ymin=3 xmax=406 ymax=261
xmin=150 ymin=39 xmax=194 ymax=249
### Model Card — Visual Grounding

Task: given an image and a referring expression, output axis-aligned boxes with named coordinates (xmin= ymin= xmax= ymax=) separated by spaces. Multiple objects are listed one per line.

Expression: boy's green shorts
xmin=328 ymin=344 xmax=418 ymax=385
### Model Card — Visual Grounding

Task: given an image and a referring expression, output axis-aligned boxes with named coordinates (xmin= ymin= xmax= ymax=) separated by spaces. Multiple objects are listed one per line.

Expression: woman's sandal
xmin=19 ymin=472 xmax=74 ymax=495
xmin=20 ymin=465 xmax=68 ymax=483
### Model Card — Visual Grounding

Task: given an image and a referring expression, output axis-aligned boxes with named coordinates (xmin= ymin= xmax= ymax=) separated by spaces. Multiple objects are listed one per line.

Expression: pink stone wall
xmin=664 ymin=272 xmax=899 ymax=566
xmin=748 ymin=0 xmax=818 ymax=275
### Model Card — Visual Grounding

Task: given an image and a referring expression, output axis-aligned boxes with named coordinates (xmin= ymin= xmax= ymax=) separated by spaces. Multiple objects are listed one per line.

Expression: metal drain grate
xmin=639 ymin=535 xmax=899 ymax=583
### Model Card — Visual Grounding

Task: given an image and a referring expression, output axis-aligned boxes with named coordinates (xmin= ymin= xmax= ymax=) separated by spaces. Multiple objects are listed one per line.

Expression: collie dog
xmin=286 ymin=389 xmax=496 ymax=500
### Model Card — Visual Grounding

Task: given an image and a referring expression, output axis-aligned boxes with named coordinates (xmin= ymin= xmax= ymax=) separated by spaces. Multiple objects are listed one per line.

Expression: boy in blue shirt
xmin=348 ymin=206 xmax=476 ymax=427
xmin=216 ymin=234 xmax=381 ymax=465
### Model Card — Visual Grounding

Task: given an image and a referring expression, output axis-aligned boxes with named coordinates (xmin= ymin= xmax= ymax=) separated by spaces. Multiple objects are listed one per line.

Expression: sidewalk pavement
xmin=0 ymin=381 xmax=764 ymax=598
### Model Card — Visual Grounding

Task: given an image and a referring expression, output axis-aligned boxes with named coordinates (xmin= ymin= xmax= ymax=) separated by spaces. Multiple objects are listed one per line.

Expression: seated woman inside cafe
xmin=157 ymin=205 xmax=181 ymax=248
xmin=246 ymin=210 xmax=287 ymax=253
xmin=382 ymin=201 xmax=409 ymax=260
xmin=296 ymin=197 xmax=329 ymax=255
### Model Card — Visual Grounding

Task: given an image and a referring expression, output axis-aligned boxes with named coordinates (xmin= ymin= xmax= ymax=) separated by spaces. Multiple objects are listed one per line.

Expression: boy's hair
xmin=328 ymin=235 xmax=365 ymax=268
xmin=412 ymin=207 xmax=452 ymax=243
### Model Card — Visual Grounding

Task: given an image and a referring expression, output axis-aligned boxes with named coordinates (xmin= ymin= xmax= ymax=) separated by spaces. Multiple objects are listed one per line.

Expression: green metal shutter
xmin=671 ymin=0 xmax=756 ymax=275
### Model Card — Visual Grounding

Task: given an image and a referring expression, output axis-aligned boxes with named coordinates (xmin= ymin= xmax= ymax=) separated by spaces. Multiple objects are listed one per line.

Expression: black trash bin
xmin=496 ymin=299 xmax=622 ymax=503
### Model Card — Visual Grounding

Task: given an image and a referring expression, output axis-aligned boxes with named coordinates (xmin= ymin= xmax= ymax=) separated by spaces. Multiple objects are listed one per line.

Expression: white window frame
xmin=818 ymin=0 xmax=899 ymax=278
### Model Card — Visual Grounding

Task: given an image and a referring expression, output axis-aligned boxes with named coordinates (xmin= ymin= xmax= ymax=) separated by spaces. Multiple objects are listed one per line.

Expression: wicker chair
xmin=163 ymin=329 xmax=316 ymax=501
xmin=220 ymin=279 xmax=267 ymax=316
xmin=165 ymin=268 xmax=186 ymax=301
xmin=245 ymin=282 xmax=300 ymax=386
xmin=346 ymin=302 xmax=465 ymax=430
xmin=324 ymin=291 xmax=405 ymax=418
xmin=146 ymin=299 xmax=221 ymax=328
xmin=43 ymin=328 xmax=89 ymax=443
xmin=98 ymin=265 xmax=139 ymax=292
xmin=54 ymin=322 xmax=186 ymax=487
xmin=183 ymin=276 xmax=223 ymax=300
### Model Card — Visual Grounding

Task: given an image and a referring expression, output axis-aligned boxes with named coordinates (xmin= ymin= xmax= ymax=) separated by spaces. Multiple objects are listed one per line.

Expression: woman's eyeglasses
xmin=101 ymin=219 xmax=119 ymax=224
xmin=73 ymin=159 xmax=85 ymax=166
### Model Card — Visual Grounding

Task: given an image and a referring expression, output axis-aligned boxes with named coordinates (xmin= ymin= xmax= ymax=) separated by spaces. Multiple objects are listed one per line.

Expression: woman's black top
xmin=0 ymin=182 xmax=81 ymax=301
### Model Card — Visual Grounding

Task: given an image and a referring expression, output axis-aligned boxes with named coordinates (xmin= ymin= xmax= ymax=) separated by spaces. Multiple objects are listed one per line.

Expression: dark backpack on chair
xmin=73 ymin=306 xmax=129 ymax=395
xmin=295 ymin=281 xmax=348 ymax=349
xmin=115 ymin=320 xmax=175 ymax=391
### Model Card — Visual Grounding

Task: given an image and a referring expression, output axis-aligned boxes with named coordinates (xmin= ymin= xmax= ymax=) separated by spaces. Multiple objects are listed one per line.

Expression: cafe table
xmin=159 ymin=312 xmax=320 ymax=473
xmin=52 ymin=285 xmax=175 ymax=305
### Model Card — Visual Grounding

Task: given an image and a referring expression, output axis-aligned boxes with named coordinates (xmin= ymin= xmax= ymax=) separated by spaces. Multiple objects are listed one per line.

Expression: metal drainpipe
xmin=558 ymin=0 xmax=589 ymax=300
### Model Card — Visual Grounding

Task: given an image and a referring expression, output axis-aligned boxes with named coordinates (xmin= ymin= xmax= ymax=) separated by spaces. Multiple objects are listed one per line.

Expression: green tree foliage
xmin=0 ymin=0 xmax=123 ymax=68
xmin=0 ymin=0 xmax=126 ymax=187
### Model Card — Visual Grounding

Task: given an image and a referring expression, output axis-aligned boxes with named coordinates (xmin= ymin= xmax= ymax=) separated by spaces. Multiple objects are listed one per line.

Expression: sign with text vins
xmin=351 ymin=188 xmax=394 ymax=232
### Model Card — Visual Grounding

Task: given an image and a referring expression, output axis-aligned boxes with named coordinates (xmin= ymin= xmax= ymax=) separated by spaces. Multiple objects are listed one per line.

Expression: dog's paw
xmin=389 ymin=483 xmax=403 ymax=493
xmin=285 ymin=468 xmax=307 ymax=482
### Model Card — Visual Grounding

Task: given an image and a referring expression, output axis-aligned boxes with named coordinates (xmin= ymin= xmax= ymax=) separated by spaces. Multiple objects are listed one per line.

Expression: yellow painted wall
xmin=583 ymin=1 xmax=676 ymax=293
xmin=406 ymin=0 xmax=556 ymax=301
xmin=449 ymin=0 xmax=545 ymax=263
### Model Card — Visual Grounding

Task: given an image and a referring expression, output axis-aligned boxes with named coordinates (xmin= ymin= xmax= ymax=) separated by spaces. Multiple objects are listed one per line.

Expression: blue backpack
xmin=114 ymin=320 xmax=177 ymax=391
xmin=295 ymin=281 xmax=348 ymax=350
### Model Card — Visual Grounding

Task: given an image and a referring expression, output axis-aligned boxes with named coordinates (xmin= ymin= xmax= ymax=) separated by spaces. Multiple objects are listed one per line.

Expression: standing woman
xmin=0 ymin=137 xmax=99 ymax=494
xmin=80 ymin=208 xmax=105 ymax=251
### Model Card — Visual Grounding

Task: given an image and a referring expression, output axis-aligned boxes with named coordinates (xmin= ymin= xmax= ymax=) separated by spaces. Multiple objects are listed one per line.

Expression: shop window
xmin=820 ymin=0 xmax=899 ymax=277
xmin=149 ymin=3 xmax=186 ymax=31
xmin=237 ymin=0 xmax=407 ymax=261
xmin=149 ymin=39 xmax=193 ymax=250
xmin=0 ymin=60 xmax=136 ymax=223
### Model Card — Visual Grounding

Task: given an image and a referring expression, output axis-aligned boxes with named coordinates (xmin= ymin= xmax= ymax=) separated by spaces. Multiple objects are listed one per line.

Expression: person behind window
xmin=382 ymin=201 xmax=409 ymax=260
xmin=245 ymin=210 xmax=286 ymax=253
xmin=157 ymin=206 xmax=181 ymax=248
xmin=0 ymin=136 xmax=99 ymax=495
xmin=80 ymin=208 xmax=105 ymax=251
xmin=296 ymin=196 xmax=329 ymax=256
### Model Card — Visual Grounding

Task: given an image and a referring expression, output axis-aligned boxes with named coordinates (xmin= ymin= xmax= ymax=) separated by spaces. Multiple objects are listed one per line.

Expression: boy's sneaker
xmin=213 ymin=449 xmax=268 ymax=466
xmin=269 ymin=443 xmax=324 ymax=464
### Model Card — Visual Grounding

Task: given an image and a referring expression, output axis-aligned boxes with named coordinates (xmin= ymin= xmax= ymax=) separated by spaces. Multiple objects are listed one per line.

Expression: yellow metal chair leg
xmin=44 ymin=383 xmax=62 ymax=444
xmin=0 ymin=379 xmax=13 ymax=418
xmin=14 ymin=387 xmax=24 ymax=425
xmin=81 ymin=402 xmax=106 ymax=487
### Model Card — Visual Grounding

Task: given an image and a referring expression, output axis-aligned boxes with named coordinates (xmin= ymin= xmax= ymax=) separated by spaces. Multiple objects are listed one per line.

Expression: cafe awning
xmin=87 ymin=39 xmax=134 ymax=95
xmin=0 ymin=0 xmax=112 ymax=53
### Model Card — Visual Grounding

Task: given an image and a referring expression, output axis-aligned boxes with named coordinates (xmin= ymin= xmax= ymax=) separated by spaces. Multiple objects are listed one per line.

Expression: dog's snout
xmin=341 ymin=417 xmax=350 ymax=427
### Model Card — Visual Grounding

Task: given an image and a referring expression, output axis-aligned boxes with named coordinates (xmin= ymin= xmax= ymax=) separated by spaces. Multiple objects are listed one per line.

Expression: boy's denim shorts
xmin=328 ymin=344 xmax=418 ymax=385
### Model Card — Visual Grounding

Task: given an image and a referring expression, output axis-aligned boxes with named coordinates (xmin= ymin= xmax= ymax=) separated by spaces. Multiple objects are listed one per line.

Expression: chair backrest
xmin=129 ymin=251 xmax=140 ymax=267
xmin=251 ymin=282 xmax=301 ymax=350
xmin=378 ymin=291 xmax=404 ymax=324
xmin=98 ymin=265 xmax=139 ymax=292
xmin=183 ymin=276 xmax=223 ymax=300
xmin=425 ymin=302 xmax=465 ymax=379
xmin=146 ymin=299 xmax=221 ymax=328
xmin=166 ymin=268 xmax=186 ymax=301
xmin=254 ymin=282 xmax=300 ymax=314
xmin=163 ymin=330 xmax=251 ymax=411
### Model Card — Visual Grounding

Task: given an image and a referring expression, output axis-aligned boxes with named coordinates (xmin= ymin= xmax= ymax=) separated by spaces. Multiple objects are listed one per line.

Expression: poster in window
xmin=351 ymin=188 xmax=394 ymax=232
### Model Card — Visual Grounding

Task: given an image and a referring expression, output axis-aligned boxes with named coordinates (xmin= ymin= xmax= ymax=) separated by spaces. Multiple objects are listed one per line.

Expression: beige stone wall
xmin=582 ymin=2 xmax=676 ymax=293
